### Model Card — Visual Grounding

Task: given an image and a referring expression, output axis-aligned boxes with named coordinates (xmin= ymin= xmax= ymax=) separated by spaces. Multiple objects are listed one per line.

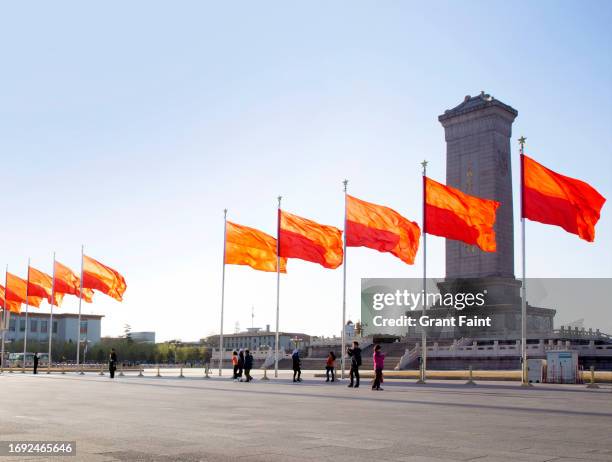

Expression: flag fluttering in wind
xmin=82 ymin=255 xmax=127 ymax=302
xmin=81 ymin=287 xmax=94 ymax=303
xmin=346 ymin=194 xmax=421 ymax=264
xmin=6 ymin=273 xmax=28 ymax=304
xmin=53 ymin=261 xmax=80 ymax=295
xmin=225 ymin=221 xmax=287 ymax=273
xmin=0 ymin=285 xmax=22 ymax=313
xmin=522 ymin=154 xmax=606 ymax=242
xmin=279 ymin=210 xmax=343 ymax=269
xmin=424 ymin=177 xmax=500 ymax=252
xmin=29 ymin=266 xmax=64 ymax=306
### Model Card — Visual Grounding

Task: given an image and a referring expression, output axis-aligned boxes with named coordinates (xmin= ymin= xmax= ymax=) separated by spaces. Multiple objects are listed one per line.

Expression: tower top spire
xmin=439 ymin=92 xmax=517 ymax=123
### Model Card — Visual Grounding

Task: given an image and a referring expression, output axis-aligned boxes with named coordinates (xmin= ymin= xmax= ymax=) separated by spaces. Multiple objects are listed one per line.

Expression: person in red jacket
xmin=372 ymin=344 xmax=385 ymax=391
xmin=325 ymin=351 xmax=336 ymax=382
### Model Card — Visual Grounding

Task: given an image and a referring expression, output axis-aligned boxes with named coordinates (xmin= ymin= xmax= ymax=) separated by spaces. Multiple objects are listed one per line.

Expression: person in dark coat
xmin=33 ymin=352 xmax=39 ymax=374
xmin=346 ymin=341 xmax=362 ymax=388
xmin=244 ymin=349 xmax=254 ymax=382
xmin=292 ymin=349 xmax=302 ymax=382
xmin=237 ymin=349 xmax=245 ymax=381
xmin=109 ymin=348 xmax=118 ymax=379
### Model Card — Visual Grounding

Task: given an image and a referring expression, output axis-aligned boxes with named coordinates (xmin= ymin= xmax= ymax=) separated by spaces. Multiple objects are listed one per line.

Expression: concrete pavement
xmin=1 ymin=370 xmax=611 ymax=462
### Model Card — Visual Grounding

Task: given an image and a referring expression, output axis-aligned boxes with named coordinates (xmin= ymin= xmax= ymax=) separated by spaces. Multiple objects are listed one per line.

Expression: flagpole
xmin=518 ymin=136 xmax=531 ymax=387
xmin=218 ymin=209 xmax=227 ymax=377
xmin=1 ymin=265 xmax=8 ymax=373
xmin=48 ymin=252 xmax=56 ymax=374
xmin=76 ymin=245 xmax=84 ymax=374
xmin=417 ymin=160 xmax=428 ymax=384
xmin=274 ymin=196 xmax=282 ymax=378
xmin=341 ymin=179 xmax=348 ymax=380
xmin=23 ymin=259 xmax=31 ymax=373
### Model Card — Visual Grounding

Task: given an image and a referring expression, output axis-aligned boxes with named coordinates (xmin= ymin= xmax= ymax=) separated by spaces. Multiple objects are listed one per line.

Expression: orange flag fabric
xmin=346 ymin=195 xmax=420 ymax=264
xmin=225 ymin=221 xmax=287 ymax=273
xmin=28 ymin=266 xmax=64 ymax=306
xmin=0 ymin=285 xmax=22 ymax=313
xmin=279 ymin=210 xmax=343 ymax=269
xmin=27 ymin=267 xmax=52 ymax=299
xmin=522 ymin=154 xmax=606 ymax=242
xmin=81 ymin=287 xmax=94 ymax=303
xmin=54 ymin=261 xmax=80 ymax=295
xmin=6 ymin=273 xmax=28 ymax=304
xmin=425 ymin=177 xmax=500 ymax=252
xmin=27 ymin=296 xmax=43 ymax=308
xmin=82 ymin=255 xmax=127 ymax=302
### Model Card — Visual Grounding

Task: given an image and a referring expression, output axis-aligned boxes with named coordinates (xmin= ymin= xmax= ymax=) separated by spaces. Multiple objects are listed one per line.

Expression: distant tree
xmin=124 ymin=324 xmax=133 ymax=344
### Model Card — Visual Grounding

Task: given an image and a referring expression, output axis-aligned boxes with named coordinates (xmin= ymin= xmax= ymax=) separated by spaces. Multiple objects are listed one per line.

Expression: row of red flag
xmin=0 ymin=255 xmax=127 ymax=314
xmin=225 ymin=154 xmax=606 ymax=271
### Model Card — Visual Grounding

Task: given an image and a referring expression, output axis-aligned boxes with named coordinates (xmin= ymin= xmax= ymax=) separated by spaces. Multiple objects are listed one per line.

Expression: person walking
xmin=292 ymin=349 xmax=302 ymax=382
xmin=108 ymin=348 xmax=117 ymax=379
xmin=244 ymin=349 xmax=254 ymax=382
xmin=325 ymin=351 xmax=336 ymax=382
xmin=231 ymin=350 xmax=239 ymax=380
xmin=237 ymin=349 xmax=245 ymax=381
xmin=33 ymin=352 xmax=39 ymax=374
xmin=347 ymin=341 xmax=362 ymax=388
xmin=372 ymin=344 xmax=385 ymax=391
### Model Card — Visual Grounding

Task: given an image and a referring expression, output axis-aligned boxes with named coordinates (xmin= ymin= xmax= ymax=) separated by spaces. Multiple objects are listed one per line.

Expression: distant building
xmin=129 ymin=331 xmax=155 ymax=343
xmin=3 ymin=312 xmax=103 ymax=345
xmin=207 ymin=325 xmax=311 ymax=353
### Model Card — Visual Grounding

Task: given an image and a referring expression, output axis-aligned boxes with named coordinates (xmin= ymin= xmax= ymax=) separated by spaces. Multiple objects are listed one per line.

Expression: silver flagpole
xmin=23 ymin=259 xmax=31 ymax=373
xmin=518 ymin=136 xmax=531 ymax=387
xmin=48 ymin=252 xmax=56 ymax=374
xmin=417 ymin=160 xmax=428 ymax=384
xmin=274 ymin=196 xmax=282 ymax=378
xmin=341 ymin=180 xmax=348 ymax=380
xmin=218 ymin=209 xmax=227 ymax=376
xmin=76 ymin=245 xmax=84 ymax=374
xmin=1 ymin=265 xmax=8 ymax=372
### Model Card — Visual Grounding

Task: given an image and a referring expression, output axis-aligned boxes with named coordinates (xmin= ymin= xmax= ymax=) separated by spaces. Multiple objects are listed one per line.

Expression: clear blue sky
xmin=1 ymin=1 xmax=610 ymax=341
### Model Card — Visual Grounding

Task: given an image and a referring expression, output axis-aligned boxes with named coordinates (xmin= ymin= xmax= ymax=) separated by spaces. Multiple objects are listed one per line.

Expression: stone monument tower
xmin=433 ymin=92 xmax=554 ymax=337
xmin=438 ymin=92 xmax=516 ymax=279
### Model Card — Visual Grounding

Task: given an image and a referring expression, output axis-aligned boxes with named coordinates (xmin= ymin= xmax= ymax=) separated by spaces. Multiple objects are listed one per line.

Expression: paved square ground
xmin=1 ymin=370 xmax=611 ymax=462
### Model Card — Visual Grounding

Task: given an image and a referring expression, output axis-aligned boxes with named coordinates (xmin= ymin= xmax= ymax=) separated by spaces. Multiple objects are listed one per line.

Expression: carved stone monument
xmin=434 ymin=92 xmax=554 ymax=337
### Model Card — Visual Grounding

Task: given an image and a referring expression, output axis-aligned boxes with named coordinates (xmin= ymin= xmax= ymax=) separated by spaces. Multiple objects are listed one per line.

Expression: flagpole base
xmin=261 ymin=369 xmax=270 ymax=381
xmin=465 ymin=379 xmax=477 ymax=386
xmin=586 ymin=383 xmax=600 ymax=389
xmin=415 ymin=378 xmax=426 ymax=384
xmin=520 ymin=381 xmax=533 ymax=387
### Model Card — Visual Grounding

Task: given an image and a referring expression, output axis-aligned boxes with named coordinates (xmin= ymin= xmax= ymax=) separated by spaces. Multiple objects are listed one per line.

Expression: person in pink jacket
xmin=372 ymin=344 xmax=385 ymax=391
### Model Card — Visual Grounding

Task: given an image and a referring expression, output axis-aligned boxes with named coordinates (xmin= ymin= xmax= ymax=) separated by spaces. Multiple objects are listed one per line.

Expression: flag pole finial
xmin=421 ymin=159 xmax=428 ymax=175
xmin=223 ymin=208 xmax=227 ymax=217
xmin=518 ymin=136 xmax=526 ymax=150
xmin=277 ymin=196 xmax=282 ymax=208
xmin=343 ymin=179 xmax=348 ymax=192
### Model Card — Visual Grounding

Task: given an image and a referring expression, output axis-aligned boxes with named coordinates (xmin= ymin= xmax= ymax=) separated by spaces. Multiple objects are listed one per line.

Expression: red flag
xmin=522 ymin=154 xmax=606 ymax=242
xmin=0 ymin=285 xmax=22 ymax=313
xmin=425 ymin=177 xmax=500 ymax=252
xmin=82 ymin=255 xmax=126 ymax=302
xmin=225 ymin=222 xmax=287 ymax=273
xmin=279 ymin=210 xmax=343 ymax=269
xmin=6 ymin=273 xmax=28 ymax=304
xmin=53 ymin=261 xmax=80 ymax=295
xmin=29 ymin=266 xmax=64 ymax=306
xmin=346 ymin=194 xmax=420 ymax=264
